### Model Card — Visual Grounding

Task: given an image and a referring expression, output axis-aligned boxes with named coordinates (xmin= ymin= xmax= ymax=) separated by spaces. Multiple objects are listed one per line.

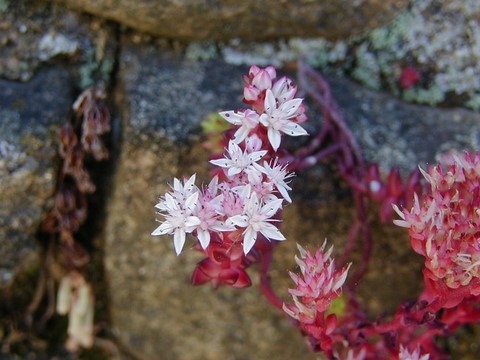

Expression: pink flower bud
xmin=265 ymin=66 xmax=276 ymax=80
xmin=244 ymin=85 xmax=261 ymax=101
xmin=252 ymin=69 xmax=273 ymax=91
xmin=248 ymin=65 xmax=261 ymax=77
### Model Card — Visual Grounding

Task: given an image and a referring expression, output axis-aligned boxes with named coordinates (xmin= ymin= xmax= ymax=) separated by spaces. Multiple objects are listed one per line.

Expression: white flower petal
xmin=246 ymin=167 xmax=263 ymax=184
xmin=197 ymin=229 xmax=211 ymax=249
xmin=184 ymin=216 xmax=201 ymax=231
xmin=264 ymin=89 xmax=277 ymax=113
xmin=173 ymin=177 xmax=181 ymax=191
xmin=248 ymin=150 xmax=268 ymax=163
xmin=152 ymin=222 xmax=173 ymax=235
xmin=245 ymin=192 xmax=260 ymax=213
xmin=210 ymin=221 xmax=235 ymax=232
xmin=262 ymin=198 xmax=283 ymax=217
xmin=210 ymin=158 xmax=231 ymax=168
xmin=184 ymin=174 xmax=197 ymax=192
xmin=233 ymin=126 xmax=250 ymax=144
xmin=333 ymin=264 xmax=350 ymax=292
xmin=278 ymin=87 xmax=297 ymax=103
xmin=219 ymin=110 xmax=242 ymax=125
xmin=173 ymin=229 xmax=186 ymax=255
xmin=277 ymin=184 xmax=292 ymax=203
xmin=227 ymin=166 xmax=242 ymax=177
xmin=259 ymin=113 xmax=270 ymax=127
xmin=184 ymin=192 xmax=199 ymax=212
xmin=229 ymin=215 xmax=249 ymax=228
xmin=260 ymin=223 xmax=286 ymax=241
xmin=280 ymin=98 xmax=303 ymax=117
xmin=281 ymin=121 xmax=308 ymax=136
xmin=154 ymin=202 xmax=166 ymax=211
xmin=208 ymin=176 xmax=219 ymax=194
xmin=243 ymin=227 xmax=257 ymax=254
xmin=267 ymin=127 xmax=282 ymax=151
xmin=164 ymin=193 xmax=179 ymax=210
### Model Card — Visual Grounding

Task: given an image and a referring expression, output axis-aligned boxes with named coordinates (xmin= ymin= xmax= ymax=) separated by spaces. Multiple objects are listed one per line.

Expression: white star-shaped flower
xmin=228 ymin=192 xmax=286 ymax=254
xmin=210 ymin=140 xmax=267 ymax=178
xmin=154 ymin=174 xmax=198 ymax=213
xmin=152 ymin=190 xmax=201 ymax=255
xmin=271 ymin=76 xmax=297 ymax=104
xmin=259 ymin=159 xmax=294 ymax=203
xmin=192 ymin=189 xmax=235 ymax=249
xmin=259 ymin=89 xmax=308 ymax=151
xmin=219 ymin=109 xmax=260 ymax=144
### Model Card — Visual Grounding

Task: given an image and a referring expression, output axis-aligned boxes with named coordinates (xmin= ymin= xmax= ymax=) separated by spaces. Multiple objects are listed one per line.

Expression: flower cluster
xmin=152 ymin=66 xmax=308 ymax=272
xmin=283 ymin=242 xmax=350 ymax=353
xmin=151 ymin=147 xmax=289 ymax=256
xmin=394 ymin=151 xmax=480 ymax=307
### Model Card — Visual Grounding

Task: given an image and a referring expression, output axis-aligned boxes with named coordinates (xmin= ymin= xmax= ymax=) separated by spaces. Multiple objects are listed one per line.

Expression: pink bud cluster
xmin=152 ymin=66 xmax=309 ymax=287
xmin=394 ymin=151 xmax=480 ymax=308
xmin=283 ymin=242 xmax=350 ymax=352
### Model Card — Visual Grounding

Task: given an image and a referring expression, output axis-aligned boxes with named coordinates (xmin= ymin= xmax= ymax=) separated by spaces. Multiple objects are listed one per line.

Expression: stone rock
xmin=0 ymin=67 xmax=74 ymax=287
xmin=0 ymin=0 xmax=117 ymax=85
xmin=52 ymin=0 xmax=407 ymax=41
xmin=327 ymin=75 xmax=480 ymax=175
xmin=105 ymin=35 xmax=480 ymax=359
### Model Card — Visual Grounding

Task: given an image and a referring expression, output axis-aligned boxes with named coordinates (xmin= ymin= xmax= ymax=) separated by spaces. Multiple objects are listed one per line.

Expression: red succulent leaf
xmin=230 ymin=268 xmax=252 ymax=288
xmin=387 ymin=168 xmax=403 ymax=198
xmin=218 ymin=269 xmax=239 ymax=285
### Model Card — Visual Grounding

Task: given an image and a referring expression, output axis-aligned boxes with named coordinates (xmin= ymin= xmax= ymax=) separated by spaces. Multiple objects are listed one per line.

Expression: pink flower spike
xmin=395 ymin=151 xmax=480 ymax=304
xmin=286 ymin=242 xmax=350 ymax=317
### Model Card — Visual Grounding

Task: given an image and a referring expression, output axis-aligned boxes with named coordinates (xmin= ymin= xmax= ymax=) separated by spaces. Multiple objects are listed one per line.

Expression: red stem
xmin=259 ymin=248 xmax=285 ymax=311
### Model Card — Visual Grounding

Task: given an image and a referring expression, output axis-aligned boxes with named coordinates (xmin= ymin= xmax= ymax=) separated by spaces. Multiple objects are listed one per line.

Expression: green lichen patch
xmin=219 ymin=0 xmax=480 ymax=109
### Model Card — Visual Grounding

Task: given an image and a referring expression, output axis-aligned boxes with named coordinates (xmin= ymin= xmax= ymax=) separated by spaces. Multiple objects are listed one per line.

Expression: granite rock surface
xmin=52 ymin=0 xmax=407 ymax=41
xmin=0 ymin=67 xmax=73 ymax=287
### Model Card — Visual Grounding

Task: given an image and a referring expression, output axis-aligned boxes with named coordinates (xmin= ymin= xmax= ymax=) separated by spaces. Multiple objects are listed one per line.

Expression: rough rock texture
xmin=0 ymin=67 xmax=74 ymax=287
xmin=52 ymin=0 xmax=408 ymax=41
xmin=328 ymin=75 xmax=480 ymax=175
xmin=0 ymin=0 xmax=117 ymax=85
xmin=104 ymin=35 xmax=480 ymax=359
